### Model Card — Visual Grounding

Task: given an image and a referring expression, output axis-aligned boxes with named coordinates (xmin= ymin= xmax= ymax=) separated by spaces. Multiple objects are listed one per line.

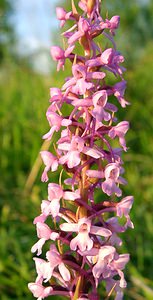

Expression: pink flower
xmin=111 ymin=253 xmax=130 ymax=288
xmin=116 ymin=196 xmax=134 ymax=228
xmin=58 ymin=135 xmax=103 ymax=168
xmin=43 ymin=111 xmax=72 ymax=141
xmin=28 ymin=283 xmax=53 ymax=300
xmin=108 ymin=121 xmax=129 ymax=151
xmin=40 ymin=151 xmax=58 ymax=182
xmin=92 ymin=90 xmax=111 ymax=122
xmin=47 ymin=183 xmax=80 ymax=217
xmin=56 ymin=7 xmax=72 ymax=27
xmin=102 ymin=163 xmax=123 ymax=196
xmin=58 ymin=135 xmax=84 ymax=168
xmin=33 ymin=245 xmax=70 ymax=283
xmin=93 ymin=246 xmax=129 ymax=288
xmin=31 ymin=222 xmax=59 ymax=255
xmin=113 ymin=81 xmax=129 ymax=107
xmin=86 ymin=48 xmax=125 ymax=76
xmin=67 ymin=17 xmax=90 ymax=45
xmin=50 ymin=46 xmax=65 ymax=71
xmin=46 ymin=245 xmax=71 ymax=281
xmin=62 ymin=64 xmax=94 ymax=95
xmin=92 ymin=246 xmax=116 ymax=279
xmin=60 ymin=217 xmax=111 ymax=251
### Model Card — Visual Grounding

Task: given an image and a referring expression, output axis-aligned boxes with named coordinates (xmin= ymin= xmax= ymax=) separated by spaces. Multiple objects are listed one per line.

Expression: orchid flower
xmin=29 ymin=1 xmax=133 ymax=299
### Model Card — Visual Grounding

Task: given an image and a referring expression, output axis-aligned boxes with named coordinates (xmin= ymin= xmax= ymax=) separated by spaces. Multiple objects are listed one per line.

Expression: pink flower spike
xmin=29 ymin=1 xmax=134 ymax=298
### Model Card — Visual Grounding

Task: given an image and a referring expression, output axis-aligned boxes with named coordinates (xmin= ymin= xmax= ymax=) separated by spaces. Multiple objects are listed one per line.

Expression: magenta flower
xmin=56 ymin=7 xmax=72 ymax=27
xmin=29 ymin=1 xmax=133 ymax=299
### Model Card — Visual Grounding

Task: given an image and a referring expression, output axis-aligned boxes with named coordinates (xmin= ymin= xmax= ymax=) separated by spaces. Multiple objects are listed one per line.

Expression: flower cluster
xmin=28 ymin=1 xmax=134 ymax=299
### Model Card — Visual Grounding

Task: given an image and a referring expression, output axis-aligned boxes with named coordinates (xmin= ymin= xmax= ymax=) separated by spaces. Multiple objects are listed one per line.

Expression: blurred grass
xmin=0 ymin=40 xmax=153 ymax=300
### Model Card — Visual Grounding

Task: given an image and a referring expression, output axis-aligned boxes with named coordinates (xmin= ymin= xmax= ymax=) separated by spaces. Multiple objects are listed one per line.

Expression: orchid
xmin=29 ymin=1 xmax=133 ymax=299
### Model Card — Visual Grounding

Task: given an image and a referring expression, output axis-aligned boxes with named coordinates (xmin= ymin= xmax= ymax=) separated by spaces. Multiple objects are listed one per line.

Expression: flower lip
xmin=79 ymin=223 xmax=88 ymax=232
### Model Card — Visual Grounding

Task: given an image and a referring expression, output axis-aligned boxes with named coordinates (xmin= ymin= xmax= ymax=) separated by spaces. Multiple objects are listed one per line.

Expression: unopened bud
xmin=87 ymin=0 xmax=96 ymax=16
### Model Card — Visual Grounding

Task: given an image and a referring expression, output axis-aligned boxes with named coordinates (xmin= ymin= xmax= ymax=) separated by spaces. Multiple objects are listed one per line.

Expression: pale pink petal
xmin=118 ymin=269 xmax=127 ymax=288
xmin=50 ymin=46 xmax=64 ymax=61
xmin=116 ymin=196 xmax=134 ymax=218
xmin=48 ymin=183 xmax=63 ymax=200
xmin=61 ymin=119 xmax=72 ymax=126
xmin=102 ymin=179 xmax=122 ymax=196
xmin=51 ymin=160 xmax=58 ymax=172
xmin=41 ymin=170 xmax=49 ymax=182
xmin=58 ymin=142 xmax=71 ymax=151
xmin=58 ymin=262 xmax=71 ymax=281
xmin=42 ymin=126 xmax=56 ymax=141
xmin=72 ymin=98 xmax=93 ymax=107
xmin=65 ymin=45 xmax=75 ymax=57
xmin=86 ymin=170 xmax=104 ymax=178
xmin=62 ymin=77 xmax=76 ymax=91
xmin=36 ymin=222 xmax=52 ymax=239
xmin=63 ymin=190 xmax=80 ymax=200
xmin=28 ymin=283 xmax=44 ymax=298
xmin=40 ymin=261 xmax=54 ymax=282
xmin=33 ymin=257 xmax=46 ymax=283
xmin=92 ymin=90 xmax=108 ymax=107
xmin=83 ymin=146 xmax=102 ymax=158
xmin=70 ymin=232 xmax=93 ymax=251
xmin=68 ymin=30 xmax=83 ymax=44
xmin=99 ymin=246 xmax=116 ymax=260
xmin=56 ymin=7 xmax=67 ymax=20
xmin=48 ymin=199 xmax=60 ymax=217
xmin=90 ymin=226 xmax=112 ymax=237
xmin=60 ymin=222 xmax=78 ymax=232
xmin=101 ymin=48 xmax=114 ymax=64
xmin=67 ymin=151 xmax=81 ymax=168
xmin=92 ymin=260 xmax=106 ymax=278
xmin=33 ymin=214 xmax=47 ymax=224
xmin=31 ymin=238 xmax=46 ymax=256
xmin=51 ymin=232 xmax=60 ymax=241
xmin=109 ymin=16 xmax=120 ymax=29
xmin=87 ymin=71 xmax=106 ymax=80
xmin=114 ymin=254 xmax=130 ymax=270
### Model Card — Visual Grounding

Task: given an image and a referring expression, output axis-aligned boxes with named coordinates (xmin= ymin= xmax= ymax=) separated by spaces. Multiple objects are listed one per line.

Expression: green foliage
xmin=0 ymin=0 xmax=15 ymax=63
